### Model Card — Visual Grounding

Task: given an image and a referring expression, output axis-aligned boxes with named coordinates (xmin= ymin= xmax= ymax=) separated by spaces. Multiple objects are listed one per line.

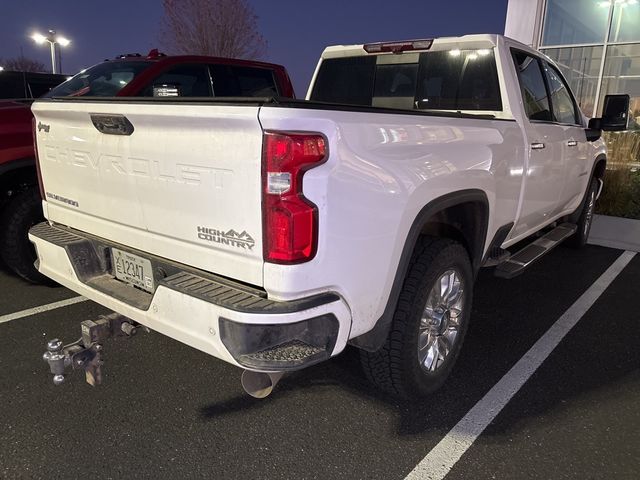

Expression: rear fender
xmin=351 ymin=189 xmax=489 ymax=352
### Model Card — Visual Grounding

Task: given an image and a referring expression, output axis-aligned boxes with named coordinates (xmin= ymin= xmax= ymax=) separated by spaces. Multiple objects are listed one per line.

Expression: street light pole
xmin=31 ymin=30 xmax=70 ymax=74
xmin=49 ymin=40 xmax=57 ymax=74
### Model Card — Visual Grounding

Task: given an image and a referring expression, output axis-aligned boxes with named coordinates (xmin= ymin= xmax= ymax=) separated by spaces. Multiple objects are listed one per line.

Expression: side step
xmin=495 ymin=223 xmax=577 ymax=279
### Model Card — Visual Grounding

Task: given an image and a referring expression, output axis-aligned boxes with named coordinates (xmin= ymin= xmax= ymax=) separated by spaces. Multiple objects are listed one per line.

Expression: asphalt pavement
xmin=0 ymin=245 xmax=637 ymax=479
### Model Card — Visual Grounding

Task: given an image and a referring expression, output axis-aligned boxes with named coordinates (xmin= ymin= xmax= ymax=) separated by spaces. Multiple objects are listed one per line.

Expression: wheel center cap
xmin=431 ymin=307 xmax=450 ymax=334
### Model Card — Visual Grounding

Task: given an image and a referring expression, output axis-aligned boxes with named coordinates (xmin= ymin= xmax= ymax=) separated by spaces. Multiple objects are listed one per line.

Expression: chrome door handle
xmin=531 ymin=143 xmax=545 ymax=150
xmin=567 ymin=140 xmax=578 ymax=147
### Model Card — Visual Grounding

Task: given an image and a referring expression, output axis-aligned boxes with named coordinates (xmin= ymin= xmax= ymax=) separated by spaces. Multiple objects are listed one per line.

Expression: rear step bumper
xmin=29 ymin=222 xmax=351 ymax=372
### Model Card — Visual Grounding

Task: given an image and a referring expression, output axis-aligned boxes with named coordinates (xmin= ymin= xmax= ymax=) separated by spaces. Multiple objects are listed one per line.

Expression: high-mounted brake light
xmin=363 ymin=39 xmax=434 ymax=54
xmin=263 ymin=131 xmax=327 ymax=264
xmin=32 ymin=117 xmax=45 ymax=200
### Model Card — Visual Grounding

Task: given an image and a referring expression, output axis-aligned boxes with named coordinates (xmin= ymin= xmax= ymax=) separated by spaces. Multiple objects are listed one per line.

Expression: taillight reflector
xmin=262 ymin=131 xmax=327 ymax=264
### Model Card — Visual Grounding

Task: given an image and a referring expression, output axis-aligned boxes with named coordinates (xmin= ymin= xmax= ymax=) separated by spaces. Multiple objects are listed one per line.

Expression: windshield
xmin=46 ymin=61 xmax=152 ymax=97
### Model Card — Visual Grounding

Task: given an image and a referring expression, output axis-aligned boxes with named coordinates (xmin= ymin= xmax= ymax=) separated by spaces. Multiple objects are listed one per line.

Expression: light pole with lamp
xmin=31 ymin=30 xmax=70 ymax=74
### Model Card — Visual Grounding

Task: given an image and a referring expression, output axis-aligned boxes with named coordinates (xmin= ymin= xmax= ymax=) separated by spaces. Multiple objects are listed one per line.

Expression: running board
xmin=495 ymin=223 xmax=577 ymax=279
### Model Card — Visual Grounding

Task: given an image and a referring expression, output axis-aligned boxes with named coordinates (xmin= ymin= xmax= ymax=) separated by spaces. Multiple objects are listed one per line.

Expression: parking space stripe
xmin=0 ymin=296 xmax=88 ymax=324
xmin=405 ymin=250 xmax=636 ymax=480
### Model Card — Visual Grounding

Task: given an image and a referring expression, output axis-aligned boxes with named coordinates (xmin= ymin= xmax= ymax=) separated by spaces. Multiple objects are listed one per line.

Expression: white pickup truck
xmin=31 ymin=34 xmax=630 ymax=398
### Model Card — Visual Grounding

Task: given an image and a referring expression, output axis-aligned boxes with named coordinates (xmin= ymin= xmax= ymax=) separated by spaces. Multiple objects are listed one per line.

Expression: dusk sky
xmin=0 ymin=0 xmax=508 ymax=95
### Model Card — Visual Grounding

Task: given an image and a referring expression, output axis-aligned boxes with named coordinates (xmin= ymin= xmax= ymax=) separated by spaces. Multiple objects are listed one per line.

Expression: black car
xmin=0 ymin=70 xmax=68 ymax=99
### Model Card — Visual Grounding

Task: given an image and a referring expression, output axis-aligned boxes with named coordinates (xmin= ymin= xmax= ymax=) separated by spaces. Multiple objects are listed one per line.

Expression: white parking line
xmin=0 ymin=296 xmax=88 ymax=324
xmin=405 ymin=250 xmax=637 ymax=480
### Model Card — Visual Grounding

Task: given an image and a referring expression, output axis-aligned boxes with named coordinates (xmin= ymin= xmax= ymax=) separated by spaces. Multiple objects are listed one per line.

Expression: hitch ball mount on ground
xmin=42 ymin=313 xmax=144 ymax=386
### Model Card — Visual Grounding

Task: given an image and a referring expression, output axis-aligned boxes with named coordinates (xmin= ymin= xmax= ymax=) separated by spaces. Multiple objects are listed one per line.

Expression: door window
xmin=512 ymin=51 xmax=552 ymax=122
xmin=543 ymin=63 xmax=580 ymax=125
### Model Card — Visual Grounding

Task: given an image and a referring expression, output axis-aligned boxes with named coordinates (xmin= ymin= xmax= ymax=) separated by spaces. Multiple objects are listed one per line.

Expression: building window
xmin=542 ymin=46 xmax=603 ymax=115
xmin=541 ymin=0 xmax=610 ymax=46
xmin=599 ymin=44 xmax=640 ymax=125
xmin=609 ymin=0 xmax=640 ymax=43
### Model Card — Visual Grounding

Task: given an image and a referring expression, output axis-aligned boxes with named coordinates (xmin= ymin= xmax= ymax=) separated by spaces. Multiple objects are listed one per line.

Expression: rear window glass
xmin=416 ymin=50 xmax=502 ymax=111
xmin=142 ymin=65 xmax=212 ymax=97
xmin=310 ymin=56 xmax=376 ymax=106
xmin=46 ymin=61 xmax=152 ymax=97
xmin=210 ymin=65 xmax=279 ymax=97
xmin=310 ymin=49 xmax=502 ymax=112
xmin=373 ymin=63 xmax=419 ymax=109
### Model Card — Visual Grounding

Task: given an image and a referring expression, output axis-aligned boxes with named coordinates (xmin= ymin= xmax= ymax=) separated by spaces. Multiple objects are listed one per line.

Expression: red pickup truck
xmin=0 ymin=51 xmax=295 ymax=283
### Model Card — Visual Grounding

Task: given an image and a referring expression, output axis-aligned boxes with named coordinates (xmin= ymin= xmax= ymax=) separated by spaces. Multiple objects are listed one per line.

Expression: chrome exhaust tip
xmin=241 ymin=370 xmax=284 ymax=399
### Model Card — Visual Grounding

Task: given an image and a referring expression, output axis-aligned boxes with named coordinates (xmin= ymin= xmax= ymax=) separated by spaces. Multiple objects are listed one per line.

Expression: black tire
xmin=566 ymin=178 xmax=598 ymax=249
xmin=0 ymin=187 xmax=51 ymax=284
xmin=360 ymin=236 xmax=473 ymax=398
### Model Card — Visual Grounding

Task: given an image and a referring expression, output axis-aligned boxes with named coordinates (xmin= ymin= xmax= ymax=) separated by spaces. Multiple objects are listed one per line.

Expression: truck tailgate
xmin=32 ymin=100 xmax=265 ymax=287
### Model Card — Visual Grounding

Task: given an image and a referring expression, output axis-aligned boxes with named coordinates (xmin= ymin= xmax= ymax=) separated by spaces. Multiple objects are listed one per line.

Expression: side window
xmin=512 ymin=51 xmax=552 ymax=122
xmin=143 ymin=65 xmax=212 ymax=97
xmin=543 ymin=63 xmax=579 ymax=125
xmin=28 ymin=80 xmax=54 ymax=98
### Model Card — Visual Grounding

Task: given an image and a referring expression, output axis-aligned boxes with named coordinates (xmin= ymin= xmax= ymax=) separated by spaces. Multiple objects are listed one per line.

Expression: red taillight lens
xmin=32 ymin=117 xmax=45 ymax=200
xmin=263 ymin=131 xmax=327 ymax=264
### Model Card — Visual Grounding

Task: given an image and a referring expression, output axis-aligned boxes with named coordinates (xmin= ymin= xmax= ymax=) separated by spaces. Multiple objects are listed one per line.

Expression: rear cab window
xmin=210 ymin=65 xmax=280 ymax=97
xmin=142 ymin=65 xmax=212 ymax=97
xmin=47 ymin=61 xmax=152 ymax=97
xmin=310 ymin=47 xmax=503 ymax=114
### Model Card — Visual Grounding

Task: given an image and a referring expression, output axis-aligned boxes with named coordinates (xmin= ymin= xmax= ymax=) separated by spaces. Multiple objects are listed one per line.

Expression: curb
xmin=588 ymin=214 xmax=640 ymax=252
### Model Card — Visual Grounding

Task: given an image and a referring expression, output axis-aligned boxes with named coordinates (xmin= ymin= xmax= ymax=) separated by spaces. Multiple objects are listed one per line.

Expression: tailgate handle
xmin=90 ymin=114 xmax=134 ymax=136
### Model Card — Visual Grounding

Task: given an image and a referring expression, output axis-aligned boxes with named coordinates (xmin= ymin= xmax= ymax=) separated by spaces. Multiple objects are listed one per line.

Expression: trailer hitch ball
xmin=42 ymin=338 xmax=70 ymax=385
xmin=41 ymin=313 xmax=143 ymax=386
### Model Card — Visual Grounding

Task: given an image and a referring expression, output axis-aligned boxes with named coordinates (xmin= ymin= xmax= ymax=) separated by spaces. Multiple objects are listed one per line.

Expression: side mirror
xmin=586 ymin=117 xmax=602 ymax=142
xmin=153 ymin=83 xmax=180 ymax=97
xmin=601 ymin=94 xmax=630 ymax=131
xmin=585 ymin=118 xmax=602 ymax=142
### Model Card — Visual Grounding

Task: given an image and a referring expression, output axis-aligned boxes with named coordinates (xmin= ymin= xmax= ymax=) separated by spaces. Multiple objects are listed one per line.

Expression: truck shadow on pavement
xmin=200 ymin=246 xmax=637 ymax=439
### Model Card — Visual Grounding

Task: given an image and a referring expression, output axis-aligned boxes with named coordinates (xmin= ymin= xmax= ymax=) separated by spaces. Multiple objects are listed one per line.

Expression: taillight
xmin=32 ymin=117 xmax=45 ymax=200
xmin=262 ymin=131 xmax=327 ymax=264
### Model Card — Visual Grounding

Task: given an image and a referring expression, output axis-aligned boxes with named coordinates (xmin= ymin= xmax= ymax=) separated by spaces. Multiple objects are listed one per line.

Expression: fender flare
xmin=350 ymin=189 xmax=489 ymax=352
xmin=568 ymin=153 xmax=606 ymax=223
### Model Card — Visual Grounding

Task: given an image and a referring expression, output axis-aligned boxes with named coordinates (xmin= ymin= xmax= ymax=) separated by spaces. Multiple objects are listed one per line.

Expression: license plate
xmin=112 ymin=248 xmax=154 ymax=293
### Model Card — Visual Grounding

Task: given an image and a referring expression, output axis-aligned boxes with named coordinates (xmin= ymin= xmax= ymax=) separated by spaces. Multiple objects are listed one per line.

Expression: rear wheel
xmin=0 ymin=187 xmax=51 ymax=284
xmin=567 ymin=178 xmax=598 ymax=249
xmin=360 ymin=237 xmax=473 ymax=398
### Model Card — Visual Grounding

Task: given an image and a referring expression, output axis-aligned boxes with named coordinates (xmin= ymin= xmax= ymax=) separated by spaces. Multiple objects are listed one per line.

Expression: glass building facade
xmin=506 ymin=0 xmax=640 ymax=219
xmin=539 ymin=0 xmax=640 ymax=122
